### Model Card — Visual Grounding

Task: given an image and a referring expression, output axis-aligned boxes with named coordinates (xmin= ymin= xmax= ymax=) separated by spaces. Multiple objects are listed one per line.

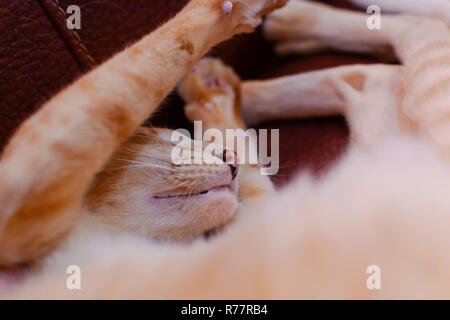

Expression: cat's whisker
xmin=186 ymin=176 xmax=203 ymax=197
xmin=128 ymin=164 xmax=177 ymax=172
xmin=136 ymin=154 xmax=174 ymax=165
xmin=151 ymin=178 xmax=203 ymax=197
xmin=113 ymin=157 xmax=172 ymax=168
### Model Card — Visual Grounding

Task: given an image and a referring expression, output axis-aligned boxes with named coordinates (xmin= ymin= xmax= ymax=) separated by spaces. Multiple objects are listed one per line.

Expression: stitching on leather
xmin=51 ymin=0 xmax=96 ymax=65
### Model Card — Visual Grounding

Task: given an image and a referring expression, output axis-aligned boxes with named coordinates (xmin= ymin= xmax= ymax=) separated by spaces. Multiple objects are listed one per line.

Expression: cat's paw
xmin=178 ymin=58 xmax=245 ymax=130
xmin=230 ymin=0 xmax=289 ymax=31
xmin=263 ymin=0 xmax=331 ymax=55
xmin=190 ymin=0 xmax=288 ymax=33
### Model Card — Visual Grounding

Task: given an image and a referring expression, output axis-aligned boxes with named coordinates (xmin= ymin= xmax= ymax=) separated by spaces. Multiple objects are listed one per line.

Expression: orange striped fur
xmin=8 ymin=0 xmax=450 ymax=299
xmin=0 ymin=0 xmax=286 ymax=267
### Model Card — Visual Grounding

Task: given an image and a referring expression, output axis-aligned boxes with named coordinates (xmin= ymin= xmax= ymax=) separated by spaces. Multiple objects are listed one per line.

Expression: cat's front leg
xmin=178 ymin=58 xmax=274 ymax=205
xmin=0 ymin=0 xmax=287 ymax=266
xmin=179 ymin=58 xmax=245 ymax=132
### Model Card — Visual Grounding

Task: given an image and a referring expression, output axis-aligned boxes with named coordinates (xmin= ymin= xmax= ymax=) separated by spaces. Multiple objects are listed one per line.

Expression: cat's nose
xmin=223 ymin=150 xmax=239 ymax=180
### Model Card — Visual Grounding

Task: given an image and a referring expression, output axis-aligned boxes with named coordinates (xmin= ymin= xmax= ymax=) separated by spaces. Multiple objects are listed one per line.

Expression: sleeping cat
xmin=0 ymin=0 xmax=283 ymax=278
xmin=5 ymin=0 xmax=450 ymax=299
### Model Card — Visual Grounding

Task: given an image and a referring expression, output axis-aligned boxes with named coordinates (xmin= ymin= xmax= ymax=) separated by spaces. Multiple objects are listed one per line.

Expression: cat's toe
xmin=178 ymin=58 xmax=241 ymax=103
xmin=178 ymin=58 xmax=244 ymax=128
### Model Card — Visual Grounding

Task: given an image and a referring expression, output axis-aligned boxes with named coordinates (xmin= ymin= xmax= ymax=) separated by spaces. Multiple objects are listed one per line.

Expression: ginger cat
xmin=4 ymin=0 xmax=450 ymax=299
xmin=0 ymin=0 xmax=283 ymax=290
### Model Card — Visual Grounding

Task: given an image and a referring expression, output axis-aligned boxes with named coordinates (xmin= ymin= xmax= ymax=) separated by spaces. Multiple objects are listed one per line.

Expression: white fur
xmin=9 ymin=136 xmax=450 ymax=299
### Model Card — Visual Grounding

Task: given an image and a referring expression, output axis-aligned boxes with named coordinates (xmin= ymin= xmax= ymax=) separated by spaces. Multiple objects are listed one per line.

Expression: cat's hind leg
xmin=264 ymin=0 xmax=449 ymax=59
xmin=264 ymin=0 xmax=450 ymax=65
xmin=264 ymin=0 xmax=450 ymax=159
xmin=349 ymin=0 xmax=450 ymax=25
xmin=264 ymin=0 xmax=396 ymax=59
xmin=242 ymin=63 xmax=404 ymax=148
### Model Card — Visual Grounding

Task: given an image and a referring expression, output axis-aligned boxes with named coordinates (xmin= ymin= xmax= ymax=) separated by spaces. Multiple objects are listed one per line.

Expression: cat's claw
xmin=195 ymin=0 xmax=288 ymax=32
xmin=222 ymin=1 xmax=233 ymax=16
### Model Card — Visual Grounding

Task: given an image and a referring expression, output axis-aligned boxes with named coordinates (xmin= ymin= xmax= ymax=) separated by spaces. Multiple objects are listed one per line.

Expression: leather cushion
xmin=0 ymin=0 xmax=81 ymax=150
xmin=0 ymin=0 xmax=376 ymax=186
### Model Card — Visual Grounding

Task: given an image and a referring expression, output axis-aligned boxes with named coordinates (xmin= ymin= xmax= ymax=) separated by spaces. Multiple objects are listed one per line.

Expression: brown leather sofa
xmin=0 ymin=0 xmax=379 ymax=186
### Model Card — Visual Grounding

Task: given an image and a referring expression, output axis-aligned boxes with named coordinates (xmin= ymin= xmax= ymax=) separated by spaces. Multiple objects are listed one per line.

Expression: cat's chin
xmin=145 ymin=181 xmax=238 ymax=242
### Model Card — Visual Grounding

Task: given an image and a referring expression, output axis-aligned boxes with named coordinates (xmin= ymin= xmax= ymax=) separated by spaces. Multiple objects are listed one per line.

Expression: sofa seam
xmin=36 ymin=0 xmax=84 ymax=71
xmin=50 ymin=0 xmax=96 ymax=66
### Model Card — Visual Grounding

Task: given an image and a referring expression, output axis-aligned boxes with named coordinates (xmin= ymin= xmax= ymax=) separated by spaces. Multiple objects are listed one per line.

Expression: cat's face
xmin=86 ymin=127 xmax=239 ymax=242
